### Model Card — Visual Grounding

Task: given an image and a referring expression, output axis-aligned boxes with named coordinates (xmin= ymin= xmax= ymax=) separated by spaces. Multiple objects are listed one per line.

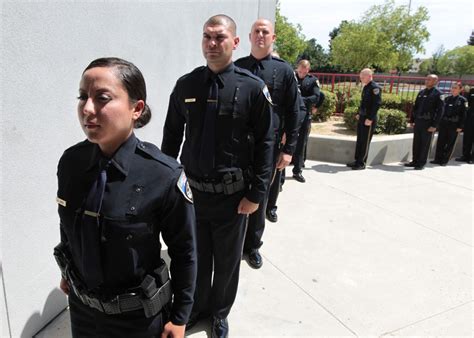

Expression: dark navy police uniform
xmin=161 ymin=63 xmax=273 ymax=319
xmin=352 ymin=80 xmax=382 ymax=167
xmin=434 ymin=94 xmax=467 ymax=164
xmin=409 ymin=87 xmax=444 ymax=167
xmin=459 ymin=88 xmax=474 ymax=162
xmin=235 ymin=53 xmax=299 ymax=247
xmin=293 ymin=72 xmax=320 ymax=175
xmin=56 ymin=134 xmax=197 ymax=337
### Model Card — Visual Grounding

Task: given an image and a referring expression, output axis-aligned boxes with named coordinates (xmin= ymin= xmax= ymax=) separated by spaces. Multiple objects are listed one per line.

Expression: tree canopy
xmin=274 ymin=3 xmax=306 ymax=65
xmin=437 ymin=46 xmax=474 ymax=78
xmin=331 ymin=0 xmax=429 ymax=72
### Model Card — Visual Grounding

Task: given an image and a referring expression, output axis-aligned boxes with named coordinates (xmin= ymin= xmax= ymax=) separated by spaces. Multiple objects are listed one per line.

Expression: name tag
xmin=185 ymin=98 xmax=196 ymax=103
xmin=56 ymin=197 xmax=67 ymax=207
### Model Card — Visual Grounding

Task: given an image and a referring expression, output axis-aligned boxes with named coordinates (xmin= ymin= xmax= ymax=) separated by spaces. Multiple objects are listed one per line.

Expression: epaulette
xmin=176 ymin=66 xmax=206 ymax=84
xmin=270 ymin=55 xmax=286 ymax=63
xmin=136 ymin=141 xmax=181 ymax=170
xmin=61 ymin=139 xmax=93 ymax=157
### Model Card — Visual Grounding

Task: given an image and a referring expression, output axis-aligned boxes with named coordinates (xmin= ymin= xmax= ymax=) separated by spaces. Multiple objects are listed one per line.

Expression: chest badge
xmin=177 ymin=171 xmax=193 ymax=203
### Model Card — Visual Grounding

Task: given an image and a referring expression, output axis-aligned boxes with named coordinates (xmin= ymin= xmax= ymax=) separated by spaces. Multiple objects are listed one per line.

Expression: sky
xmin=279 ymin=0 xmax=473 ymax=58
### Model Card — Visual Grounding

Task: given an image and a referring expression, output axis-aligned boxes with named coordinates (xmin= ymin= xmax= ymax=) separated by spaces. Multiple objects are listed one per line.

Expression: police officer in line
xmin=405 ymin=74 xmax=444 ymax=170
xmin=56 ymin=57 xmax=197 ymax=337
xmin=456 ymin=86 xmax=474 ymax=163
xmin=346 ymin=68 xmax=382 ymax=170
xmin=292 ymin=59 xmax=321 ymax=182
xmin=235 ymin=18 xmax=300 ymax=269
xmin=161 ymin=15 xmax=274 ymax=337
xmin=431 ymin=82 xmax=467 ymax=166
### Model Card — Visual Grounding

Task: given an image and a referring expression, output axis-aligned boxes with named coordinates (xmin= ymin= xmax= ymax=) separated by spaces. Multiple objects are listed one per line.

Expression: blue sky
xmin=279 ymin=0 xmax=473 ymax=58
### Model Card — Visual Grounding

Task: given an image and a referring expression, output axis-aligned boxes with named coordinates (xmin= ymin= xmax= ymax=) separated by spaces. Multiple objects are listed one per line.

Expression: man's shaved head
xmin=251 ymin=18 xmax=274 ymax=35
xmin=204 ymin=14 xmax=237 ymax=36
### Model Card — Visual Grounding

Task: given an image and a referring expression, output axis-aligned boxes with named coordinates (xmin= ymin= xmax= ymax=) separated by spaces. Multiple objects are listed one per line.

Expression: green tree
xmin=468 ymin=30 xmax=474 ymax=46
xmin=437 ymin=46 xmax=474 ymax=78
xmin=299 ymin=38 xmax=330 ymax=69
xmin=330 ymin=0 xmax=429 ymax=72
xmin=418 ymin=45 xmax=445 ymax=75
xmin=274 ymin=3 xmax=306 ymax=65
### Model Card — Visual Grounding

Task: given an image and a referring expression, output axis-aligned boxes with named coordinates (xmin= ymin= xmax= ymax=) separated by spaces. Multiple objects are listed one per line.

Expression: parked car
xmin=437 ymin=80 xmax=455 ymax=94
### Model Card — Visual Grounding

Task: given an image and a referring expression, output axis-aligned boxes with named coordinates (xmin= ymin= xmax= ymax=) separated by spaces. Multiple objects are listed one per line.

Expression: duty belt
xmin=416 ymin=113 xmax=432 ymax=120
xmin=188 ymin=171 xmax=245 ymax=195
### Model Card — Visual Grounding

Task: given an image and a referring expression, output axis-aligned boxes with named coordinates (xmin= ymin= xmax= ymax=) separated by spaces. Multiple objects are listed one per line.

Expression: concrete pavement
xmin=36 ymin=160 xmax=473 ymax=337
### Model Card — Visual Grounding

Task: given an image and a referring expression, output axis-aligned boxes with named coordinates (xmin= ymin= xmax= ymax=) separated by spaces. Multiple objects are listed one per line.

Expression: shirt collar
xmin=205 ymin=62 xmax=235 ymax=85
xmin=86 ymin=133 xmax=137 ymax=176
xmin=249 ymin=53 xmax=272 ymax=70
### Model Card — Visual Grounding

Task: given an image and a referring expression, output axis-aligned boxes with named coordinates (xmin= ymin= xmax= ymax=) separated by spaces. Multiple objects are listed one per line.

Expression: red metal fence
xmin=311 ymin=72 xmax=474 ymax=115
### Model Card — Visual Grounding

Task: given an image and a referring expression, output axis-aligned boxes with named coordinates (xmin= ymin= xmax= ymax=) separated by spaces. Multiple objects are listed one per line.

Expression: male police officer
xmin=161 ymin=15 xmax=273 ymax=337
xmin=347 ymin=68 xmax=382 ymax=170
xmin=235 ymin=18 xmax=299 ymax=269
xmin=456 ymin=86 xmax=474 ymax=163
xmin=293 ymin=59 xmax=321 ymax=182
xmin=405 ymin=74 xmax=444 ymax=170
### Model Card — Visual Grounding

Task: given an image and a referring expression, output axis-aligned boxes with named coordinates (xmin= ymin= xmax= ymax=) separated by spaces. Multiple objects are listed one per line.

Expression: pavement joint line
xmin=378 ymin=300 xmax=473 ymax=337
xmin=261 ymin=253 xmax=359 ymax=337
xmin=406 ymin=170 xmax=473 ymax=192
xmin=320 ymin=180 xmax=473 ymax=248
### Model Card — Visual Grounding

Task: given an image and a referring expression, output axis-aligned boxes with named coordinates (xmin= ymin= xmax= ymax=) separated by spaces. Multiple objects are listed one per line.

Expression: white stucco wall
xmin=0 ymin=0 xmax=275 ymax=336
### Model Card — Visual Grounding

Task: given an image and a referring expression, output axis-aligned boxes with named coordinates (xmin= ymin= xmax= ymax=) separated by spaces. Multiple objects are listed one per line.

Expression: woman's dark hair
xmin=83 ymin=57 xmax=151 ymax=128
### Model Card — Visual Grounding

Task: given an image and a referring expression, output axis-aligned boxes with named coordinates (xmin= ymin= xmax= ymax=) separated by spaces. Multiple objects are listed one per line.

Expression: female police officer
xmin=55 ymin=57 xmax=197 ymax=337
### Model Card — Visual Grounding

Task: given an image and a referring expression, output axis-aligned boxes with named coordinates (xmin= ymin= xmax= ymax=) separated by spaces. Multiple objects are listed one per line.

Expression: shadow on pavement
xmin=309 ymin=163 xmax=353 ymax=174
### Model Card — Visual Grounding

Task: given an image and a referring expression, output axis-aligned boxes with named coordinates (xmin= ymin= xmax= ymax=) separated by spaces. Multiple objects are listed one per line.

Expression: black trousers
xmin=293 ymin=113 xmax=312 ymax=174
xmin=192 ymin=190 xmax=247 ymax=319
xmin=462 ymin=115 xmax=474 ymax=159
xmin=354 ymin=117 xmax=377 ymax=165
xmin=412 ymin=119 xmax=434 ymax=166
xmin=244 ymin=140 xmax=280 ymax=251
xmin=69 ymin=291 xmax=164 ymax=338
xmin=435 ymin=121 xmax=459 ymax=163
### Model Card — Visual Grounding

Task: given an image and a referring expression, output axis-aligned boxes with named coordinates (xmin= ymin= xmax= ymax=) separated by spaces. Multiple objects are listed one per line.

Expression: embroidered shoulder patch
xmin=177 ymin=171 xmax=193 ymax=203
xmin=316 ymin=79 xmax=321 ymax=87
xmin=440 ymin=94 xmax=446 ymax=101
xmin=262 ymin=85 xmax=273 ymax=105
xmin=373 ymin=88 xmax=380 ymax=95
xmin=465 ymin=101 xmax=469 ymax=108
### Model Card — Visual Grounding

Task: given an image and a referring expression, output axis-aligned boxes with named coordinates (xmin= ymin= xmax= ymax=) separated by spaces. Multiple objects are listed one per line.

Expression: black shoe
xmin=404 ymin=161 xmax=417 ymax=167
xmin=247 ymin=249 xmax=263 ymax=269
xmin=455 ymin=156 xmax=467 ymax=162
xmin=186 ymin=312 xmax=210 ymax=331
xmin=293 ymin=172 xmax=306 ymax=183
xmin=414 ymin=165 xmax=424 ymax=170
xmin=430 ymin=160 xmax=441 ymax=164
xmin=346 ymin=161 xmax=357 ymax=168
xmin=266 ymin=208 xmax=278 ymax=222
xmin=351 ymin=164 xmax=366 ymax=170
xmin=211 ymin=317 xmax=229 ymax=338
xmin=440 ymin=162 xmax=447 ymax=166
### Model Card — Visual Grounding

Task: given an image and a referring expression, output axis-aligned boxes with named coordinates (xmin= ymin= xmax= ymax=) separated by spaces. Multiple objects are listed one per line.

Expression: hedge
xmin=343 ymin=108 xmax=407 ymax=135
xmin=312 ymin=90 xmax=336 ymax=122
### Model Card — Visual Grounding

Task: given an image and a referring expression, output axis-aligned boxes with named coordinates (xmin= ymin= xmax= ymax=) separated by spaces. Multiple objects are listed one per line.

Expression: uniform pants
xmin=69 ymin=291 xmax=164 ymax=338
xmin=462 ymin=115 xmax=474 ymax=159
xmin=435 ymin=121 xmax=459 ymax=163
xmin=192 ymin=190 xmax=247 ymax=319
xmin=412 ymin=119 xmax=434 ymax=166
xmin=354 ymin=117 xmax=377 ymax=165
xmin=244 ymin=138 xmax=280 ymax=252
xmin=293 ymin=113 xmax=312 ymax=174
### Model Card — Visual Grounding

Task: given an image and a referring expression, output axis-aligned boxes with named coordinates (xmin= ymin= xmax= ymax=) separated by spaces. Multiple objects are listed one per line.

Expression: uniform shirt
xmin=359 ymin=80 xmax=382 ymax=120
xmin=296 ymin=73 xmax=321 ymax=112
xmin=442 ymin=94 xmax=467 ymax=128
xmin=57 ymin=134 xmax=197 ymax=325
xmin=161 ymin=63 xmax=274 ymax=204
xmin=235 ymin=53 xmax=300 ymax=155
xmin=411 ymin=87 xmax=444 ymax=127
xmin=463 ymin=88 xmax=474 ymax=121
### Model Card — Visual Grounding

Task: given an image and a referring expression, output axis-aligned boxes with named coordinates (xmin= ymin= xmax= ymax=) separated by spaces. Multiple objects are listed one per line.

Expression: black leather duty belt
xmin=73 ymin=279 xmax=171 ymax=318
xmin=188 ymin=171 xmax=246 ymax=195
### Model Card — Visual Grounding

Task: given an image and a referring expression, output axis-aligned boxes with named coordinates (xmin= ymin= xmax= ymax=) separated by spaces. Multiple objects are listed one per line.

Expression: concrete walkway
xmin=36 ymin=160 xmax=473 ymax=337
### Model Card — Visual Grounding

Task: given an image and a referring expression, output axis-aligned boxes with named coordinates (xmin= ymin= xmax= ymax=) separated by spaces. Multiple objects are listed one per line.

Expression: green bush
xmin=381 ymin=93 xmax=403 ymax=110
xmin=313 ymin=90 xmax=336 ymax=122
xmin=346 ymin=94 xmax=361 ymax=108
xmin=343 ymin=108 xmax=407 ymax=135
xmin=375 ymin=109 xmax=407 ymax=134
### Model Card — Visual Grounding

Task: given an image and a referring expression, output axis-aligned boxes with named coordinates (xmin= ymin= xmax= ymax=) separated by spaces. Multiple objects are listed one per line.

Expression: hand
xmin=427 ymin=127 xmax=436 ymax=132
xmin=364 ymin=119 xmax=373 ymax=126
xmin=60 ymin=277 xmax=70 ymax=295
xmin=409 ymin=122 xmax=414 ymax=128
xmin=161 ymin=322 xmax=185 ymax=338
xmin=276 ymin=152 xmax=292 ymax=170
xmin=238 ymin=197 xmax=259 ymax=215
xmin=311 ymin=106 xmax=318 ymax=114
xmin=456 ymin=128 xmax=462 ymax=133
xmin=281 ymin=132 xmax=286 ymax=146
xmin=355 ymin=114 xmax=359 ymax=120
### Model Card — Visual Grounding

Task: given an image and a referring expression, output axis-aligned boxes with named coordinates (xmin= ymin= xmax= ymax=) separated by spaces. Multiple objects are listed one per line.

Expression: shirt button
xmin=135 ymin=187 xmax=142 ymax=193
xmin=130 ymin=206 xmax=136 ymax=211
xmin=126 ymin=234 xmax=133 ymax=240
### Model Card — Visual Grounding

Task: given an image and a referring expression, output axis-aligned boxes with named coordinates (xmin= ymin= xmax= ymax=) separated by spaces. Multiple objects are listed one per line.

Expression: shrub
xmin=346 ymin=94 xmax=361 ymax=108
xmin=343 ymin=108 xmax=407 ymax=135
xmin=313 ymin=90 xmax=336 ymax=122
xmin=375 ymin=109 xmax=407 ymax=134
xmin=380 ymin=93 xmax=403 ymax=110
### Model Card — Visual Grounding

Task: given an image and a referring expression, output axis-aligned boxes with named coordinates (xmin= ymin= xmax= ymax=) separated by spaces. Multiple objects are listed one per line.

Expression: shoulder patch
xmin=465 ymin=101 xmax=469 ymax=108
xmin=262 ymin=85 xmax=273 ymax=105
xmin=373 ymin=88 xmax=380 ymax=95
xmin=316 ymin=79 xmax=321 ymax=87
xmin=440 ymin=94 xmax=446 ymax=101
xmin=177 ymin=171 xmax=193 ymax=203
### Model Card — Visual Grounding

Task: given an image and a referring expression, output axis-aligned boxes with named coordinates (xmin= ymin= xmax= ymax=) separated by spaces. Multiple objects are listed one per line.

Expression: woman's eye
xmin=98 ymin=95 xmax=111 ymax=102
xmin=77 ymin=94 xmax=87 ymax=101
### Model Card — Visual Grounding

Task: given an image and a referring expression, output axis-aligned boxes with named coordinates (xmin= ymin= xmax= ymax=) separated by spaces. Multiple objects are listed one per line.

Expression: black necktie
xmin=199 ymin=75 xmax=218 ymax=175
xmin=252 ymin=61 xmax=262 ymax=76
xmin=81 ymin=160 xmax=108 ymax=289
